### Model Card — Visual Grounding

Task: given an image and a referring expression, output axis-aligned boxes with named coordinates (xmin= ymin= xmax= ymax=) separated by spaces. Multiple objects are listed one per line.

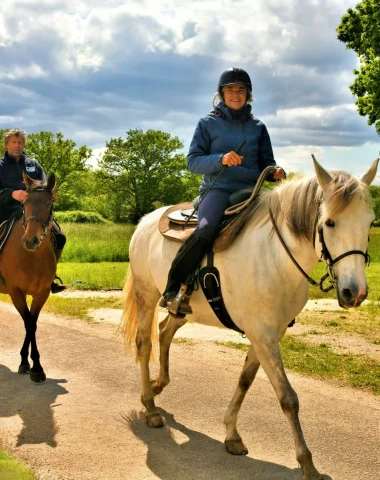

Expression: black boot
xmin=160 ymin=233 xmax=210 ymax=314
xmin=51 ymin=248 xmax=66 ymax=294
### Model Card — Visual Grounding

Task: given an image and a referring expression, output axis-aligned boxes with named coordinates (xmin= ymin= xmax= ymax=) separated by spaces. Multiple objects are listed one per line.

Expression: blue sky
xmin=1 ymin=0 xmax=379 ymax=181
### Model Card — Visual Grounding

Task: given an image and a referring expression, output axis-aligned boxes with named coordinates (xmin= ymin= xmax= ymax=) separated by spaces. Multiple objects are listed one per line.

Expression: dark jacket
xmin=0 ymin=151 xmax=46 ymax=222
xmin=187 ymin=102 xmax=281 ymax=193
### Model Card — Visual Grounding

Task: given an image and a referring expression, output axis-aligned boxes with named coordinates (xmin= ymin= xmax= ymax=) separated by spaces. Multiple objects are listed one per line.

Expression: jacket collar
xmin=214 ymin=101 xmax=252 ymax=123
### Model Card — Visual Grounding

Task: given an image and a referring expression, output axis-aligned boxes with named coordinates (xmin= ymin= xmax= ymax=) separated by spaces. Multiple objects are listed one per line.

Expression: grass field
xmin=0 ymin=450 xmax=36 ymax=479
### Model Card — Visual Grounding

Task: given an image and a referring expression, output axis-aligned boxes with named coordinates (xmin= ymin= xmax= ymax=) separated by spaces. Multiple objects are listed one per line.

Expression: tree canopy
xmin=337 ymin=0 xmax=380 ymax=135
xmin=99 ymin=129 xmax=200 ymax=223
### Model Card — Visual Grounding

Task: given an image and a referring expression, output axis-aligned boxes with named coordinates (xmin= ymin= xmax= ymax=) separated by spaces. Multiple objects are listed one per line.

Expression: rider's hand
xmin=221 ymin=151 xmax=243 ymax=167
xmin=12 ymin=190 xmax=27 ymax=202
xmin=273 ymin=168 xmax=286 ymax=180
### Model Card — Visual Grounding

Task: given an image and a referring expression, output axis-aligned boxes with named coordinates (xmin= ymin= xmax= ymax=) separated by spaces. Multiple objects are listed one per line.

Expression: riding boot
xmin=159 ymin=233 xmax=211 ymax=315
xmin=51 ymin=248 xmax=66 ymax=294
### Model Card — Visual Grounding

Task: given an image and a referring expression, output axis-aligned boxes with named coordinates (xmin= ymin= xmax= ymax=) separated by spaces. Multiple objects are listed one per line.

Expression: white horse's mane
xmin=230 ymin=171 xmax=370 ymax=244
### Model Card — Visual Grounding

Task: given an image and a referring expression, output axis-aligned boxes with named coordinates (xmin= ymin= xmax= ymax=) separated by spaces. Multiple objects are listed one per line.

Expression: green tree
xmin=99 ymin=129 xmax=196 ymax=223
xmin=25 ymin=132 xmax=92 ymax=187
xmin=337 ymin=0 xmax=380 ymax=134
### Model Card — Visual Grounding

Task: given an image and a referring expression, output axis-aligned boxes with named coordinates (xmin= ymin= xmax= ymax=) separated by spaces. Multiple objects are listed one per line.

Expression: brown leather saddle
xmin=158 ymin=187 xmax=257 ymax=252
xmin=0 ymin=218 xmax=16 ymax=254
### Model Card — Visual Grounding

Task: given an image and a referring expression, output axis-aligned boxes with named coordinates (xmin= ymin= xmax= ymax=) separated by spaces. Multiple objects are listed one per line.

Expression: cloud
xmin=0 ymin=0 xmax=379 ymax=178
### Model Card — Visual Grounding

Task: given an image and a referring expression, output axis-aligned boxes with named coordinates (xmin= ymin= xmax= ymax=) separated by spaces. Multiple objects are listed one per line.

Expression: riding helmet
xmin=218 ymin=68 xmax=252 ymax=94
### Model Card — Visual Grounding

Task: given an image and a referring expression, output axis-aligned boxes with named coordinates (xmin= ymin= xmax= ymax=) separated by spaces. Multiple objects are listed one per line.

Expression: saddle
xmin=158 ymin=187 xmax=256 ymax=252
xmin=0 ymin=218 xmax=16 ymax=254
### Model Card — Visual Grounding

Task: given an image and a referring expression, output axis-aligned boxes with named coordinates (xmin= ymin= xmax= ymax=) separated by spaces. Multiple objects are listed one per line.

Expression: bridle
xmin=269 ymin=208 xmax=370 ymax=293
xmin=22 ymin=187 xmax=55 ymax=243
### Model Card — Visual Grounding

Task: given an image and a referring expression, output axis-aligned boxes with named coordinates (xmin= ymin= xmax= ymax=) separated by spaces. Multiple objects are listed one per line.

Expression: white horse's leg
xmin=224 ymin=344 xmax=260 ymax=455
xmin=253 ymin=335 xmax=324 ymax=480
xmin=135 ymin=284 xmax=163 ymax=428
xmin=151 ymin=313 xmax=188 ymax=396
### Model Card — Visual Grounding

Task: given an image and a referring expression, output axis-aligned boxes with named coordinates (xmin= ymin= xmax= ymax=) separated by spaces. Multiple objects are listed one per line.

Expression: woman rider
xmin=160 ymin=68 xmax=286 ymax=314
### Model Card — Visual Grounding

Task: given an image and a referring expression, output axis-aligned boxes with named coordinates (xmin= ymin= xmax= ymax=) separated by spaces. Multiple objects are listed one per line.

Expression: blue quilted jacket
xmin=187 ymin=102 xmax=281 ymax=193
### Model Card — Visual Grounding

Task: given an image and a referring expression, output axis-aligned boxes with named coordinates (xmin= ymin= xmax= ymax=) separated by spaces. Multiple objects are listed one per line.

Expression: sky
xmin=1 ymin=0 xmax=380 ymax=181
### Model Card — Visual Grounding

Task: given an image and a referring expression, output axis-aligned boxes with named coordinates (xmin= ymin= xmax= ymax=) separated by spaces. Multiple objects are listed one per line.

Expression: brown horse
xmin=0 ymin=172 xmax=57 ymax=382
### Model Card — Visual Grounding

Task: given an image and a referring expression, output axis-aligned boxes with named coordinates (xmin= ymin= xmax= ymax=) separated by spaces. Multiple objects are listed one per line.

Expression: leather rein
xmin=22 ymin=187 xmax=54 ymax=242
xmin=268 ymin=208 xmax=370 ymax=293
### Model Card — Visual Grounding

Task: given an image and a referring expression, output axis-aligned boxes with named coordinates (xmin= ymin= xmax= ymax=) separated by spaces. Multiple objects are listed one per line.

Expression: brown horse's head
xmin=22 ymin=172 xmax=56 ymax=251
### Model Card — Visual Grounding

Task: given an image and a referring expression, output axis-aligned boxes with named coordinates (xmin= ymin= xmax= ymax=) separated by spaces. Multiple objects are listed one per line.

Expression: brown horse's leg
xmin=10 ymin=288 xmax=33 ymax=375
xmin=224 ymin=345 xmax=260 ymax=455
xmin=26 ymin=291 xmax=50 ymax=382
xmin=151 ymin=313 xmax=188 ymax=396
xmin=253 ymin=335 xmax=324 ymax=480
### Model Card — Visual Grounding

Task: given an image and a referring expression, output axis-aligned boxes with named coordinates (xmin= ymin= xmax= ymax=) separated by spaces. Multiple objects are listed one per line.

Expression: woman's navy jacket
xmin=187 ymin=102 xmax=281 ymax=194
xmin=0 ymin=151 xmax=46 ymax=222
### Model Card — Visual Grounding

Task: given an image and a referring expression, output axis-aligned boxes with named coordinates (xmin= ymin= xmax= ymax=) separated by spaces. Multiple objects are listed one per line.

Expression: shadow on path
xmin=0 ymin=364 xmax=68 ymax=447
xmin=122 ymin=407 xmax=329 ymax=480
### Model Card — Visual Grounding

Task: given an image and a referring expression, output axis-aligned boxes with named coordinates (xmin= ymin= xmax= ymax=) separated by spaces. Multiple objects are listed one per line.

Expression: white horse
xmin=121 ymin=157 xmax=378 ymax=480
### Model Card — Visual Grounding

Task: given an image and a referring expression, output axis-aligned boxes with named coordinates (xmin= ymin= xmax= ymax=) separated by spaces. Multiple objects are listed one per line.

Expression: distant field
xmin=59 ymin=223 xmax=135 ymax=263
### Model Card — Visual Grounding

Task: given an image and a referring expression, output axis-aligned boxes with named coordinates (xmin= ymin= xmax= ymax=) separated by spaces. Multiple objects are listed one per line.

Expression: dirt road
xmin=0 ymin=303 xmax=379 ymax=480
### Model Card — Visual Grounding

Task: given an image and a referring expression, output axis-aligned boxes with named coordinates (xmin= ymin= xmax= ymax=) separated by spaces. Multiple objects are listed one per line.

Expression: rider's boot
xmin=51 ymin=248 xmax=66 ymax=294
xmin=159 ymin=233 xmax=211 ymax=315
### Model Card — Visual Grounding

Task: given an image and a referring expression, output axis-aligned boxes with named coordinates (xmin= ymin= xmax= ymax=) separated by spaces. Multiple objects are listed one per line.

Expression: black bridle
xmin=22 ymin=187 xmax=55 ymax=243
xmin=269 ymin=208 xmax=370 ymax=293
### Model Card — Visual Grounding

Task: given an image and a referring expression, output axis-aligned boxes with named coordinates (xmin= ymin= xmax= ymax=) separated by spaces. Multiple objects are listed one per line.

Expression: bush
xmin=54 ymin=210 xmax=111 ymax=224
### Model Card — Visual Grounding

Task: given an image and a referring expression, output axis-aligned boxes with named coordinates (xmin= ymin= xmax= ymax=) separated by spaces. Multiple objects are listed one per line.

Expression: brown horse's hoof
xmin=30 ymin=370 xmax=46 ymax=383
xmin=146 ymin=412 xmax=164 ymax=428
xmin=18 ymin=364 xmax=31 ymax=374
xmin=225 ymin=439 xmax=249 ymax=455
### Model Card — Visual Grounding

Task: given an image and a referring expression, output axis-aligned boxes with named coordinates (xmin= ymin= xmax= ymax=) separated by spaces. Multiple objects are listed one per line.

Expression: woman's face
xmin=222 ymin=84 xmax=247 ymax=110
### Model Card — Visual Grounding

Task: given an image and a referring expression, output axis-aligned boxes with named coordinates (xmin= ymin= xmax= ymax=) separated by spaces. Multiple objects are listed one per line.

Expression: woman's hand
xmin=12 ymin=190 xmax=27 ymax=202
xmin=272 ymin=168 xmax=286 ymax=180
xmin=221 ymin=151 xmax=243 ymax=167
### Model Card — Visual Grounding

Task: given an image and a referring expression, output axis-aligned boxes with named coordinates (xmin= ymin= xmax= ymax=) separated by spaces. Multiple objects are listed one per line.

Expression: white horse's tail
xmin=119 ymin=270 xmax=158 ymax=363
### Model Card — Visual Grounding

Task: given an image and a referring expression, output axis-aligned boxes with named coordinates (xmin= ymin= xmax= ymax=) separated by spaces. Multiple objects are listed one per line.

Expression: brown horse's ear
xmin=47 ymin=173 xmax=56 ymax=192
xmin=22 ymin=171 xmax=34 ymax=190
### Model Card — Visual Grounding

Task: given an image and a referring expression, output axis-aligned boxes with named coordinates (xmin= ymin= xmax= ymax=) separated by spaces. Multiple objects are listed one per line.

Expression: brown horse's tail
xmin=119 ymin=270 xmax=158 ymax=363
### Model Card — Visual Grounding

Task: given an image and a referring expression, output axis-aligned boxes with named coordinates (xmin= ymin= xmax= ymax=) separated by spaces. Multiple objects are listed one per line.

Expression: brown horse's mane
xmin=223 ymin=171 xmax=369 ymax=246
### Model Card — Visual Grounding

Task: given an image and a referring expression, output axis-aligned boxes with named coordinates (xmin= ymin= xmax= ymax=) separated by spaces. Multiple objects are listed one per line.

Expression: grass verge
xmin=56 ymin=262 xmax=129 ymax=290
xmin=215 ymin=335 xmax=380 ymax=395
xmin=0 ymin=450 xmax=36 ymax=480
xmin=0 ymin=294 xmax=122 ymax=320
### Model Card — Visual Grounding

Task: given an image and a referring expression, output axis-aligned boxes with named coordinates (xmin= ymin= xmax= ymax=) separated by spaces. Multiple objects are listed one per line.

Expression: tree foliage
xmin=337 ymin=0 xmax=380 ymax=134
xmin=99 ymin=129 xmax=199 ymax=223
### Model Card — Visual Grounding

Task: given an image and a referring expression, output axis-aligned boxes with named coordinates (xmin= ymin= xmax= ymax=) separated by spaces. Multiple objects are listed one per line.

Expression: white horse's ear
xmin=360 ymin=158 xmax=379 ymax=186
xmin=312 ymin=154 xmax=332 ymax=189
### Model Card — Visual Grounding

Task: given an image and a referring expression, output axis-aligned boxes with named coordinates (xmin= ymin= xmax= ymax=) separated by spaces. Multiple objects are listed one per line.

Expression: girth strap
xmin=199 ymin=251 xmax=245 ymax=335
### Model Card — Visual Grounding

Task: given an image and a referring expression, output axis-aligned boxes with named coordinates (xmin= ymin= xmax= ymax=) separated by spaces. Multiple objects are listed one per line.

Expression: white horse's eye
xmin=325 ymin=219 xmax=335 ymax=228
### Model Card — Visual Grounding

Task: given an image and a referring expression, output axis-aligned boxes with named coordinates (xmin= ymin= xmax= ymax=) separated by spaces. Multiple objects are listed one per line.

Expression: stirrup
xmin=163 ymin=284 xmax=192 ymax=316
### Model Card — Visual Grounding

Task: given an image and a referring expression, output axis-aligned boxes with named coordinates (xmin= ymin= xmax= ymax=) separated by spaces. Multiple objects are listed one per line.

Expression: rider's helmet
xmin=218 ymin=68 xmax=252 ymax=95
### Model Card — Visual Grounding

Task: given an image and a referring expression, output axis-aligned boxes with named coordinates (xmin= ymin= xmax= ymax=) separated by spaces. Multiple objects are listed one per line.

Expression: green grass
xmin=56 ymin=262 xmax=129 ymax=290
xmin=215 ymin=336 xmax=380 ymax=395
xmin=60 ymin=223 xmax=135 ymax=262
xmin=0 ymin=450 xmax=36 ymax=480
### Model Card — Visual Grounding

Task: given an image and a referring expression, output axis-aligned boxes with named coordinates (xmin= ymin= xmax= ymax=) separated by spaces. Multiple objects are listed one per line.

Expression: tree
xmin=99 ymin=129 xmax=198 ymax=223
xmin=26 ymin=132 xmax=92 ymax=187
xmin=337 ymin=0 xmax=380 ymax=134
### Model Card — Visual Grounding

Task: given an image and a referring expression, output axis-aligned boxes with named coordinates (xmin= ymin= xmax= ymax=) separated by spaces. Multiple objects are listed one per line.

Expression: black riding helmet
xmin=218 ymin=68 xmax=252 ymax=95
